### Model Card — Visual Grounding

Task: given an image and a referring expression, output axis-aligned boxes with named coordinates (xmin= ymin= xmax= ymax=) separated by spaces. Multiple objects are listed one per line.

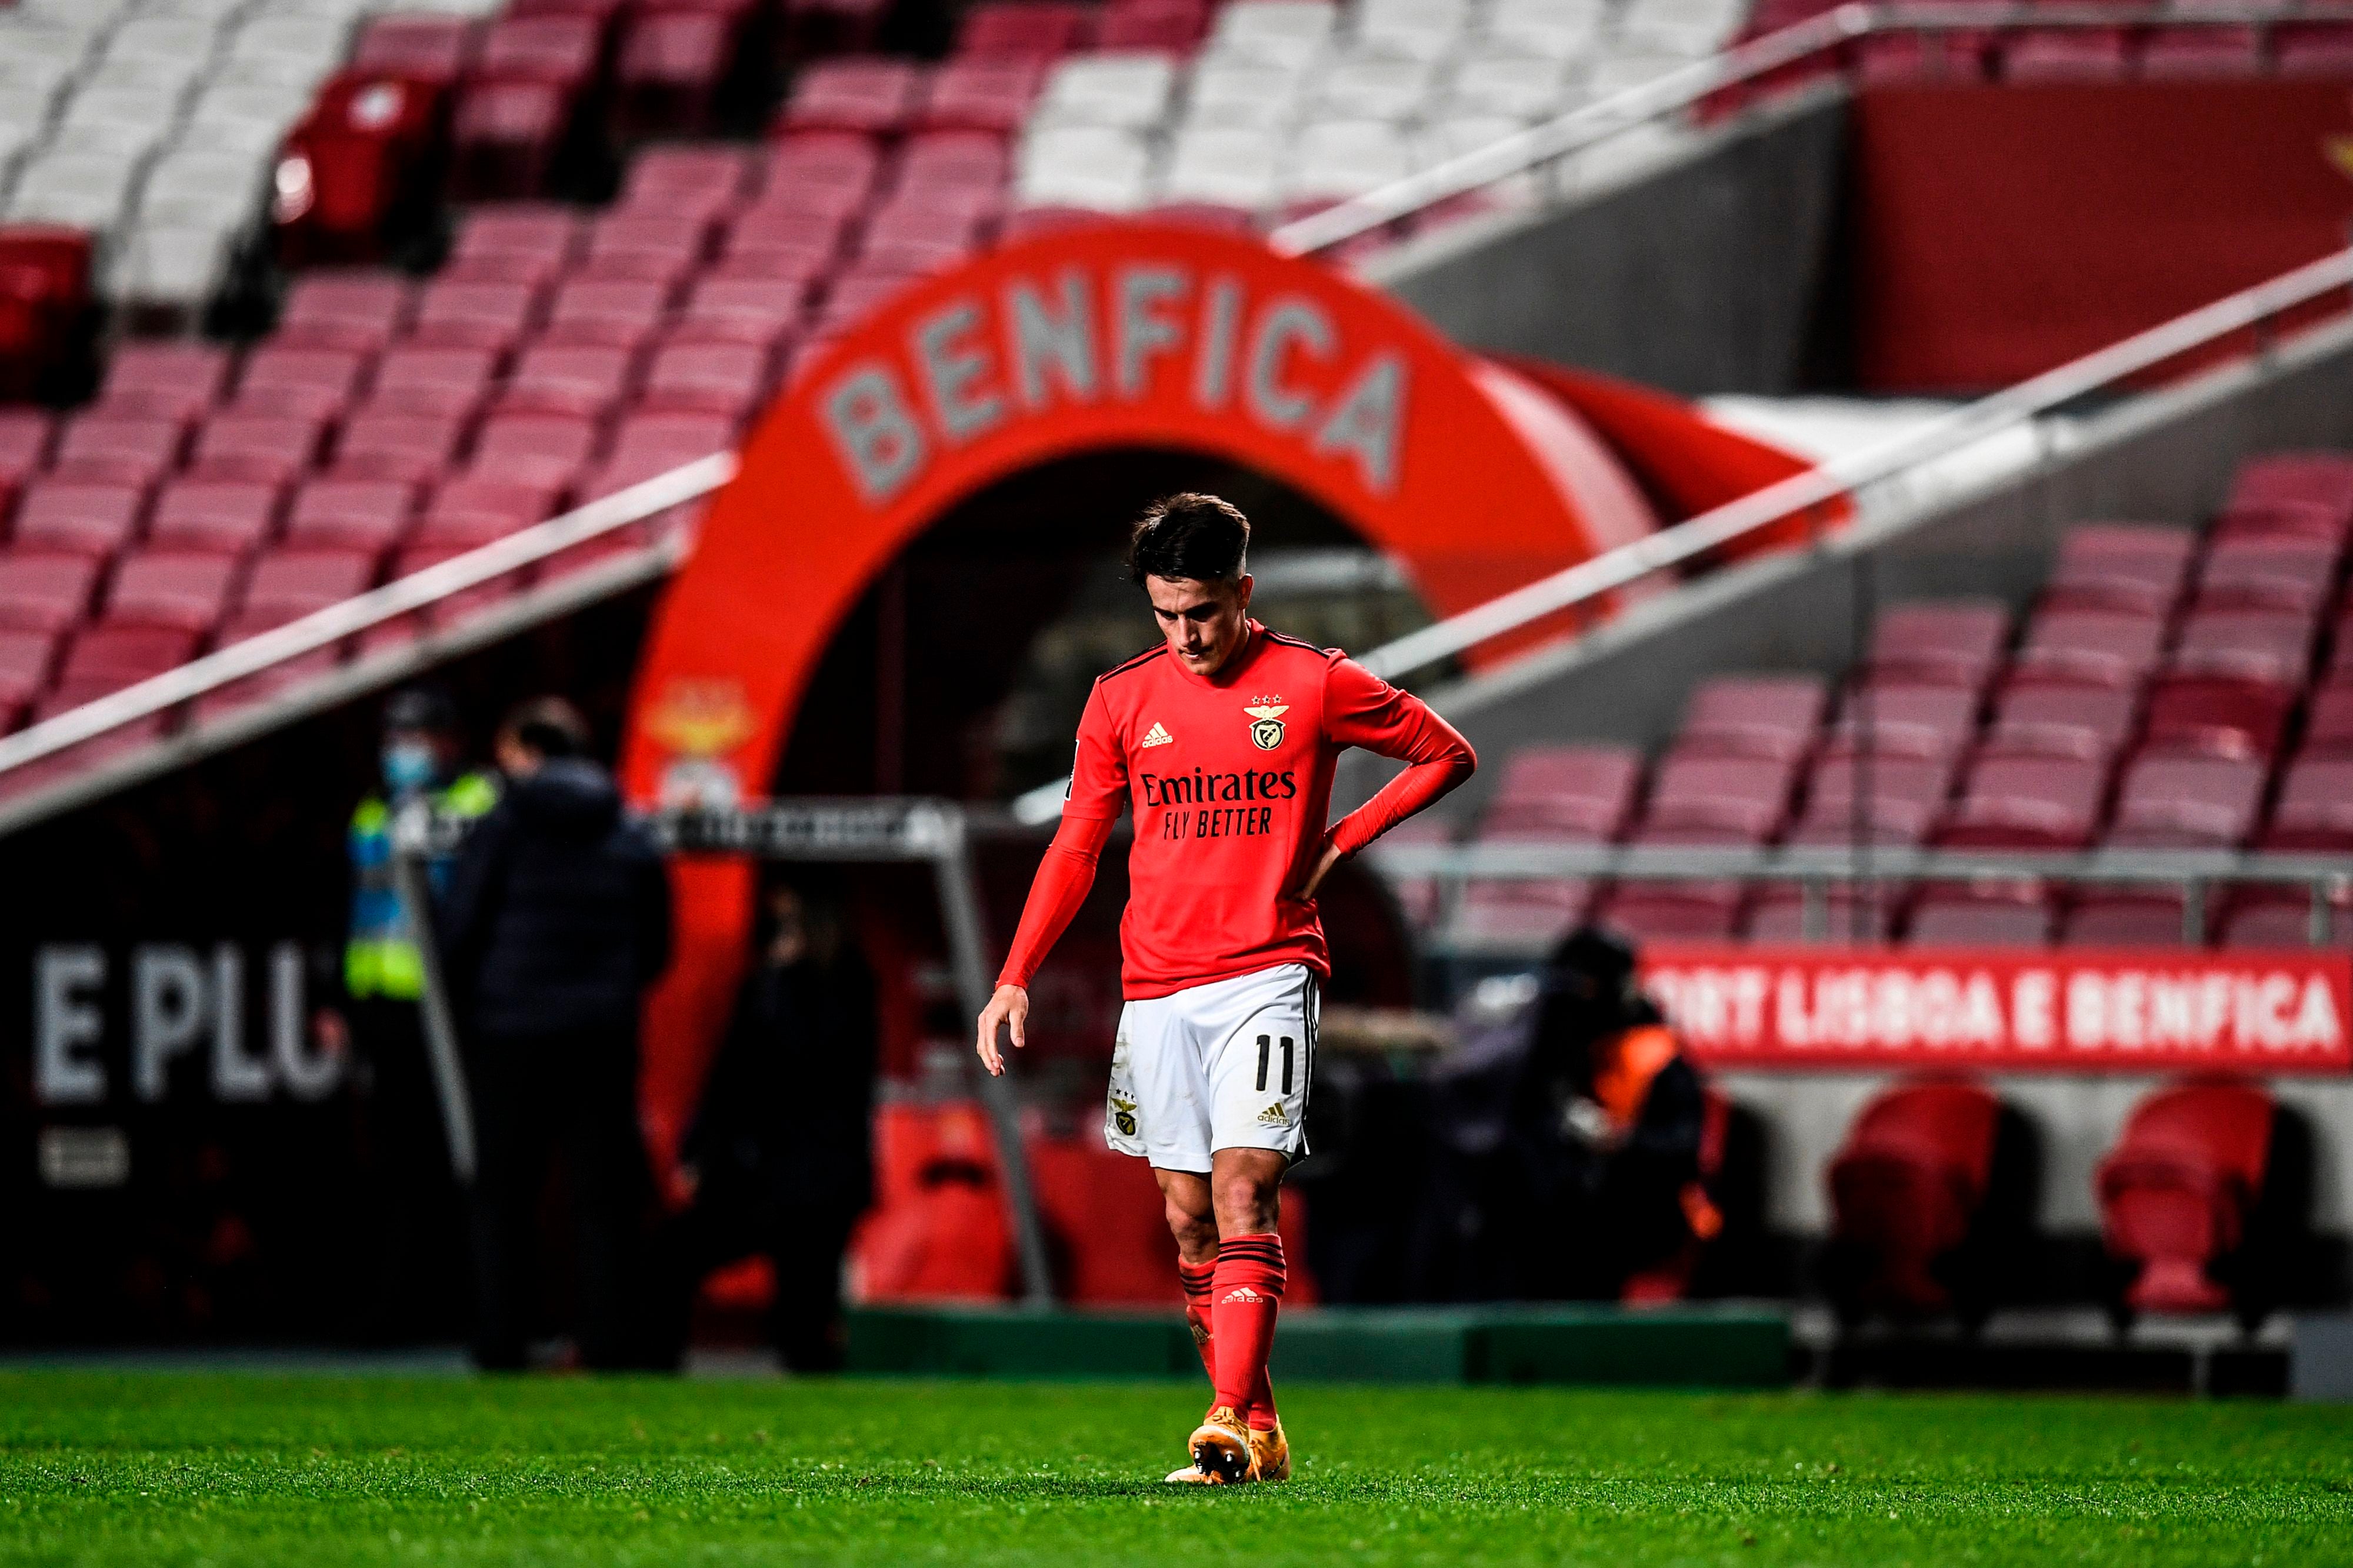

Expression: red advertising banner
xmin=1642 ymin=946 xmax=2353 ymax=1075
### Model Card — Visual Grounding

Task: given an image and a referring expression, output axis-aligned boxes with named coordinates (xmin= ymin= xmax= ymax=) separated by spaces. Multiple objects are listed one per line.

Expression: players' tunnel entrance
xmin=615 ymin=219 xmax=1804 ymax=1152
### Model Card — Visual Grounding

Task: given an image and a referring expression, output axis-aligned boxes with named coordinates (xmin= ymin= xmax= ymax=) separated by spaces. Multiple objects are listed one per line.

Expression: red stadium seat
xmin=479 ymin=13 xmax=603 ymax=82
xmin=578 ymin=213 xmax=712 ymax=289
xmin=333 ymin=410 xmax=468 ymax=487
xmin=2194 ymin=536 xmax=2335 ymax=618
xmin=351 ymin=14 xmax=481 ymax=89
xmin=2011 ymin=606 xmax=2164 ymax=688
xmin=285 ymin=479 xmax=419 ymax=555
xmin=234 ymin=345 xmax=373 ymax=422
xmin=1641 ymin=749 xmax=1800 ymax=843
xmin=1094 ymin=0 xmax=1207 ymax=50
xmin=640 ymin=341 xmax=773 ymax=421
xmin=0 ymin=552 xmax=101 ymax=636
xmin=2062 ymin=891 xmax=2191 ymax=948
xmin=958 ymin=0 xmax=1090 ymax=56
xmin=272 ymin=73 xmax=448 ymax=268
xmin=2041 ymin=523 xmax=2194 ymax=615
xmin=412 ymin=477 xmax=561 ymax=550
xmin=915 ymin=58 xmax=1045 ymax=134
xmin=2228 ymin=451 xmax=2353 ymax=530
xmin=778 ymin=58 xmax=924 ymax=136
xmin=2140 ymin=673 xmax=2294 ymax=760
xmin=501 ymin=344 xmax=642 ymax=421
xmin=1907 ymin=885 xmax=2054 ymax=946
xmin=51 ymin=414 xmax=184 ymax=490
xmin=898 ymin=131 xmax=1012 ymax=193
xmin=614 ymin=11 xmax=734 ymax=138
xmin=1824 ymin=1079 xmax=2009 ymax=1320
xmin=2211 ymin=498 xmax=2343 ymax=546
xmin=1821 ymin=679 xmax=1981 ymax=760
xmin=368 ymin=345 xmax=502 ymax=419
xmin=1594 ymin=875 xmax=1747 ymax=942
xmin=0 ymin=409 xmax=53 ymax=489
xmin=189 ymin=414 xmax=329 ymax=488
xmin=241 ymin=549 xmax=377 ymax=622
xmin=1937 ymin=754 xmax=2105 ymax=849
xmin=2097 ymin=1081 xmax=2282 ymax=1319
xmin=2261 ymin=755 xmax=2353 ymax=850
xmin=14 ymin=482 xmax=148 ymax=561
xmin=410 ymin=279 xmax=548 ymax=355
xmin=53 ymin=623 xmax=201 ymax=700
xmin=1747 ymin=883 xmax=1902 ymax=942
xmin=1673 ymin=673 xmax=1825 ymax=761
xmin=1865 ymin=600 xmax=2008 ymax=689
xmin=2167 ymin=606 xmax=2315 ymax=689
xmin=0 ymin=628 xmax=60 ymax=727
xmin=761 ymin=134 xmax=886 ymax=205
xmin=606 ymin=409 xmax=738 ymax=468
xmin=1451 ymin=870 xmax=1594 ymax=949
xmin=94 ymin=342 xmax=234 ymax=426
xmin=1788 ymin=750 xmax=1957 ymax=845
xmin=543 ymin=278 xmax=672 ymax=349
xmin=675 ymin=276 xmax=812 ymax=353
xmin=105 ymin=552 xmax=242 ymax=636
xmin=2219 ymin=888 xmax=2352 ymax=948
xmin=2302 ymin=680 xmax=2353 ymax=755
xmin=469 ymin=413 xmax=600 ymax=493
xmin=623 ymin=145 xmax=761 ymax=207
xmin=2001 ymin=28 xmax=2131 ymax=82
xmin=451 ymin=204 xmax=585 ymax=272
xmin=1479 ymin=743 xmax=1642 ymax=839
xmin=1852 ymin=29 xmax=1990 ymax=84
xmin=277 ymin=272 xmax=417 ymax=354
xmin=2105 ymin=751 xmax=2265 ymax=849
xmin=0 ymin=226 xmax=89 ymax=403
xmin=147 ymin=481 xmax=284 ymax=556
xmin=1982 ymin=680 xmax=2136 ymax=762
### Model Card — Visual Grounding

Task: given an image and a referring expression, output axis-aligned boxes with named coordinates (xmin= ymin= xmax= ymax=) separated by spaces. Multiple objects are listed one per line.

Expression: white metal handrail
xmin=1268 ymin=0 xmax=2353 ymax=258
xmin=1358 ymin=245 xmax=2353 ymax=682
xmin=0 ymin=452 xmax=735 ymax=778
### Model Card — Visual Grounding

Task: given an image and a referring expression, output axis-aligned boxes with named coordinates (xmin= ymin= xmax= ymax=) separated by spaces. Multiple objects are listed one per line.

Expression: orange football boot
xmin=1186 ymin=1404 xmax=1261 ymax=1484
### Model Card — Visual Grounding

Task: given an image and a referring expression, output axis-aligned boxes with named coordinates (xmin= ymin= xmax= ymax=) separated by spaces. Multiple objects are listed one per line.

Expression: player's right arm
xmin=975 ymin=682 xmax=1127 ymax=1076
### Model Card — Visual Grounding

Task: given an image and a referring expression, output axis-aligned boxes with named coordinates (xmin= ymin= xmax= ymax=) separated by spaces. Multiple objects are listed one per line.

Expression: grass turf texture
xmin=1 ymin=1373 xmax=2349 ymax=1566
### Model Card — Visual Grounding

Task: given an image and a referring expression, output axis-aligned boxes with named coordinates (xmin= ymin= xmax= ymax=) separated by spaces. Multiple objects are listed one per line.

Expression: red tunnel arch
xmin=617 ymin=222 xmax=1735 ymax=1155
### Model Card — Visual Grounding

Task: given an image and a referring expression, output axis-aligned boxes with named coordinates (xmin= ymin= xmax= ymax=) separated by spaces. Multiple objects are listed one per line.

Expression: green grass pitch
xmin=2 ymin=1371 xmax=2349 ymax=1566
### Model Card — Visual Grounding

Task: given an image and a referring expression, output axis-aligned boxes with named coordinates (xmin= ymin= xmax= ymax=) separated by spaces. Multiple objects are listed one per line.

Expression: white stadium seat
xmin=1016 ymin=124 xmax=1156 ymax=211
xmin=1208 ymin=0 xmax=1339 ymax=68
xmin=1283 ymin=116 xmax=1417 ymax=202
xmin=1481 ymin=0 xmax=1607 ymax=59
xmin=1036 ymin=52 xmax=1182 ymax=131
xmin=1442 ymin=51 xmax=1581 ymax=119
xmin=1159 ymin=125 xmax=1285 ymax=208
xmin=9 ymin=151 xmax=144 ymax=229
xmin=107 ymin=221 xmax=241 ymax=313
xmin=1184 ymin=58 xmax=1315 ymax=131
xmin=1309 ymin=49 xmax=1440 ymax=121
xmin=1353 ymin=0 xmax=1472 ymax=61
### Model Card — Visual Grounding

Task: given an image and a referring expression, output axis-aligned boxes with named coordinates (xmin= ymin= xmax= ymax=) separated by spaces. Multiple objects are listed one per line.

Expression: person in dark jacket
xmin=1427 ymin=926 xmax=1715 ymax=1301
xmin=437 ymin=696 xmax=674 ymax=1370
xmin=654 ymin=875 xmax=877 ymax=1371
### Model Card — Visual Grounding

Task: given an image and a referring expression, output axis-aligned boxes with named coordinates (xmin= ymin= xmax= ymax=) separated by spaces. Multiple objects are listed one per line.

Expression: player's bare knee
xmin=1210 ymin=1169 xmax=1280 ymax=1237
xmin=1164 ymin=1198 xmax=1218 ymax=1259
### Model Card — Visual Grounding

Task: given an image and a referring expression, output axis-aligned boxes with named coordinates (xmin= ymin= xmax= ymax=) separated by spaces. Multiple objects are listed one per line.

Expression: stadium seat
xmin=2140 ymin=674 xmax=2294 ymax=760
xmin=958 ymin=0 xmax=1092 ymax=57
xmin=235 ymin=345 xmax=373 ymax=423
xmin=917 ymin=58 xmax=1047 ymax=134
xmin=1906 ymin=884 xmax=2054 ymax=946
xmin=2166 ymin=606 xmax=2315 ymax=690
xmin=0 ymin=628 xmax=61 ymax=730
xmin=1981 ymin=680 xmax=2137 ymax=762
xmin=779 ymin=58 xmax=924 ymax=136
xmin=1821 ymin=679 xmax=1981 ymax=760
xmin=2194 ymin=536 xmax=2335 ymax=618
xmin=501 ymin=344 xmax=642 ymax=421
xmin=0 ymin=552 xmax=101 ymax=637
xmin=1639 ymin=749 xmax=1800 ymax=843
xmin=413 ymin=477 xmax=561 ymax=551
xmin=1864 ymin=600 xmax=2008 ymax=689
xmin=2105 ymin=752 xmax=2265 ymax=849
xmin=544 ymin=278 xmax=672 ymax=349
xmin=2041 ymin=523 xmax=2194 ymax=615
xmin=614 ymin=11 xmax=734 ymax=138
xmin=240 ymin=549 xmax=377 ymax=623
xmin=0 ymin=411 xmax=54 ymax=491
xmin=469 ymin=413 xmax=599 ymax=494
xmin=2011 ymin=606 xmax=2164 ymax=688
xmin=286 ymin=478 xmax=420 ymax=556
xmin=189 ymin=413 xmax=329 ymax=489
xmin=2260 ymin=755 xmax=2353 ymax=850
xmin=2097 ymin=1080 xmax=2295 ymax=1322
xmin=640 ymin=341 xmax=773 ymax=421
xmin=147 ymin=481 xmax=283 ymax=557
xmin=2211 ymin=498 xmax=2344 ymax=546
xmin=1937 ymin=755 xmax=2105 ymax=849
xmin=1746 ymin=883 xmax=1903 ymax=942
xmin=52 ymin=623 xmax=201 ymax=702
xmin=411 ymin=278 xmax=548 ymax=356
xmin=2001 ymin=28 xmax=2131 ymax=83
xmin=579 ymin=214 xmax=710 ymax=289
xmin=452 ymin=203 xmax=585 ymax=272
xmin=94 ymin=341 xmax=234 ymax=425
xmin=276 ymin=272 xmax=417 ymax=355
xmin=367 ymin=346 xmax=502 ymax=421
xmin=1478 ymin=743 xmax=1642 ymax=838
xmin=272 ymin=71 xmax=447 ymax=268
xmin=2301 ymin=681 xmax=2353 ymax=755
xmin=332 ymin=410 xmax=468 ymax=488
xmin=1675 ymin=673 xmax=1825 ymax=761
xmin=2062 ymin=890 xmax=2193 ymax=948
xmin=1788 ymin=751 xmax=1957 ymax=845
xmin=104 ymin=551 xmax=242 ymax=636
xmin=351 ymin=15 xmax=481 ymax=91
xmin=1823 ymin=1079 xmax=2023 ymax=1322
xmin=13 ymin=482 xmax=148 ymax=561
xmin=1594 ymin=873 xmax=1747 ymax=942
xmin=2218 ymin=888 xmax=2351 ymax=948
xmin=2227 ymin=451 xmax=2353 ymax=531
xmin=51 ymin=413 xmax=183 ymax=489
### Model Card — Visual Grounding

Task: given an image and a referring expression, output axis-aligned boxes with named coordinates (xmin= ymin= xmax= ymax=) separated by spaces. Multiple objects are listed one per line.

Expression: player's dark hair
xmin=1128 ymin=493 xmax=1250 ymax=586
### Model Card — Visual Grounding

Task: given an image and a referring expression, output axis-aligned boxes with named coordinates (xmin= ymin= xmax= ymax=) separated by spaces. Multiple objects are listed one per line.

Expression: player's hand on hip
xmin=1284 ymin=836 xmax=1346 ymax=906
xmin=976 ymin=983 xmax=1029 ymax=1076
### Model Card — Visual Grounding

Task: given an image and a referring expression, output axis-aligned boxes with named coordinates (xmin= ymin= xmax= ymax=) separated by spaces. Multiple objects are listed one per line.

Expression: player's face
xmin=1145 ymin=573 xmax=1254 ymax=677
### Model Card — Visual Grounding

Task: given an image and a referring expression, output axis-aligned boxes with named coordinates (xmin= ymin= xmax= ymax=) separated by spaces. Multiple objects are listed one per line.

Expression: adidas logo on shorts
xmin=1255 ymin=1102 xmax=1287 ymax=1127
xmin=1140 ymin=722 xmax=1174 ymax=748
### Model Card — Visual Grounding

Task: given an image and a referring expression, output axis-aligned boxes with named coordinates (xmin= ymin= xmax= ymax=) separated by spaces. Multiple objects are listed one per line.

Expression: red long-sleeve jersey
xmin=998 ymin=620 xmax=1475 ymax=999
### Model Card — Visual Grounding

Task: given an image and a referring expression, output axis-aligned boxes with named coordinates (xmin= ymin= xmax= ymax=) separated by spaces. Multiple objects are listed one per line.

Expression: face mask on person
xmin=382 ymin=740 xmax=440 ymax=794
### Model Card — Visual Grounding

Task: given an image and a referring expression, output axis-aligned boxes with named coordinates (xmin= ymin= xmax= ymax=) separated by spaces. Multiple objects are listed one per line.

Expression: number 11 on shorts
xmin=1254 ymin=1035 xmax=1294 ymax=1095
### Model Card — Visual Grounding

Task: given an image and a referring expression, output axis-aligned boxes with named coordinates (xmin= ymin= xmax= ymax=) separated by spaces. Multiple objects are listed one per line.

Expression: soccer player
xmin=974 ymin=493 xmax=1477 ymax=1484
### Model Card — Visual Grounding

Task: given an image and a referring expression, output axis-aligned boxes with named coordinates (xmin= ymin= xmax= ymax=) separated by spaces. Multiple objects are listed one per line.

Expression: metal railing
xmin=1366 ymin=842 xmax=2353 ymax=946
xmin=0 ymin=453 xmax=735 ymax=780
xmin=1268 ymin=0 xmax=2353 ymax=259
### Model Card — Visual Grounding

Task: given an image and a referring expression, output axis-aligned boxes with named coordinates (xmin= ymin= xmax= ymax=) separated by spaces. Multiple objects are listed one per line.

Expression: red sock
xmin=1178 ymin=1255 xmax=1217 ymax=1386
xmin=1210 ymin=1232 xmax=1285 ymax=1430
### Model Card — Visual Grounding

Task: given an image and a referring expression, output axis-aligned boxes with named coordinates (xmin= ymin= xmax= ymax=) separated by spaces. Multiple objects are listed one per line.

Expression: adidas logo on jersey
xmin=1256 ymin=1102 xmax=1287 ymax=1127
xmin=1221 ymin=1285 xmax=1267 ymax=1305
xmin=1140 ymin=722 xmax=1174 ymax=748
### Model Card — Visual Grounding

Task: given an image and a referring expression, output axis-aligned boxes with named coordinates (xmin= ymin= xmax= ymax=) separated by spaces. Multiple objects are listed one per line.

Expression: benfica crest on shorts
xmin=1244 ymin=701 xmax=1288 ymax=750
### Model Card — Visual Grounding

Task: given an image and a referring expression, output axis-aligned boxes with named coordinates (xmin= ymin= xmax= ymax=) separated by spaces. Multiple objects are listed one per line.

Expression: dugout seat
xmin=1822 ymin=1078 xmax=2035 ymax=1325
xmin=2095 ymin=1080 xmax=2309 ymax=1327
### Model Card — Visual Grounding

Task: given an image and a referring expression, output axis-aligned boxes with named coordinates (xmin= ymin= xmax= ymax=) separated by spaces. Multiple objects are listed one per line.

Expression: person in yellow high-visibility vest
xmin=322 ymin=687 xmax=498 ymax=1341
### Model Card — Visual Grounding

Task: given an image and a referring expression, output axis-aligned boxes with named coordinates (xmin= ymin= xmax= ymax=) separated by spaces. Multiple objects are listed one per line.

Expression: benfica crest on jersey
xmin=1244 ymin=702 xmax=1288 ymax=750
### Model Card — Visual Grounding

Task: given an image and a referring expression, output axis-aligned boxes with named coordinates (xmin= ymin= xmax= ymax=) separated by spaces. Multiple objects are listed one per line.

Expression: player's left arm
xmin=1291 ymin=656 xmax=1476 ymax=902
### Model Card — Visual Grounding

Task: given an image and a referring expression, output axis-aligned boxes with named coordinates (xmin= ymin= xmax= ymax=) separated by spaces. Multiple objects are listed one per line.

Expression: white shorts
xmin=1105 ymin=963 xmax=1319 ymax=1174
